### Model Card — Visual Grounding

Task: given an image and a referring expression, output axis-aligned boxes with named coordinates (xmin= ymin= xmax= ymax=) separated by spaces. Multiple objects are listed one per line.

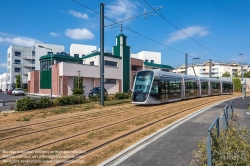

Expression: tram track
xmin=0 ymin=95 xmax=234 ymax=165
xmin=0 ymin=97 xmax=218 ymax=142
xmin=0 ymin=104 xmax=135 ymax=132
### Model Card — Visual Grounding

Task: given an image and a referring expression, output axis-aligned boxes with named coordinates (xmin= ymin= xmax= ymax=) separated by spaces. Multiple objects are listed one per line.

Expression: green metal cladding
xmin=40 ymin=70 xmax=51 ymax=89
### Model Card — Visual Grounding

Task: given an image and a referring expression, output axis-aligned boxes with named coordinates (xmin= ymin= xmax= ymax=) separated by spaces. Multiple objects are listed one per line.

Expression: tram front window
xmin=133 ymin=71 xmax=154 ymax=93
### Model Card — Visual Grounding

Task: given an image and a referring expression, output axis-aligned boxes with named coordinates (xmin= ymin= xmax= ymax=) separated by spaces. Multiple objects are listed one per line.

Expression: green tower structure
xmin=113 ymin=33 xmax=131 ymax=92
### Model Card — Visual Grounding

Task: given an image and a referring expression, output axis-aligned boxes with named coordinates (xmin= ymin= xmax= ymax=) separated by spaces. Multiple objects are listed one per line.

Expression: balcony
xmin=23 ymin=56 xmax=35 ymax=60
xmin=13 ymin=63 xmax=21 ymax=66
xmin=23 ymin=63 xmax=35 ymax=67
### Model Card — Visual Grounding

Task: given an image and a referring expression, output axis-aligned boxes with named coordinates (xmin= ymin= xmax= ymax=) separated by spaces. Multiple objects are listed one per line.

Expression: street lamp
xmin=239 ymin=53 xmax=244 ymax=99
xmin=38 ymin=45 xmax=53 ymax=98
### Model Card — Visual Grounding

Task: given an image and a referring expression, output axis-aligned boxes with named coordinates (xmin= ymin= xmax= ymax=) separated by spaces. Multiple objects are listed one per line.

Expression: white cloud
xmin=0 ymin=36 xmax=41 ymax=47
xmin=69 ymin=10 xmax=88 ymax=19
xmin=49 ymin=32 xmax=60 ymax=36
xmin=65 ymin=28 xmax=94 ymax=40
xmin=165 ymin=26 xmax=209 ymax=44
xmin=106 ymin=0 xmax=139 ymax=21
xmin=0 ymin=63 xmax=7 ymax=67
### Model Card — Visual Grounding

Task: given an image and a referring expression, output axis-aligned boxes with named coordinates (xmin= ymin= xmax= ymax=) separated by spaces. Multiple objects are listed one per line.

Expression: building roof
xmin=39 ymin=53 xmax=83 ymax=63
xmin=82 ymin=51 xmax=122 ymax=59
xmin=144 ymin=61 xmax=174 ymax=69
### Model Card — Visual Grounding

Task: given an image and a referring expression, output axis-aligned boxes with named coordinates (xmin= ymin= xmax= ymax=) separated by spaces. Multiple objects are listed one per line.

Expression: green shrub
xmin=232 ymin=78 xmax=241 ymax=92
xmin=36 ymin=97 xmax=53 ymax=108
xmin=193 ymin=121 xmax=250 ymax=165
xmin=16 ymin=97 xmax=37 ymax=111
xmin=53 ymin=95 xmax=89 ymax=106
xmin=89 ymin=94 xmax=108 ymax=102
xmin=114 ymin=92 xmax=131 ymax=100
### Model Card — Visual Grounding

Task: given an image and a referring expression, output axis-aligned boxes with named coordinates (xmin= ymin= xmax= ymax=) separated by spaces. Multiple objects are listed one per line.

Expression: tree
xmin=232 ymin=78 xmax=241 ymax=92
xmin=222 ymin=72 xmax=231 ymax=77
xmin=72 ymin=71 xmax=85 ymax=95
xmin=243 ymin=71 xmax=250 ymax=78
xmin=233 ymin=73 xmax=239 ymax=77
xmin=16 ymin=74 xmax=21 ymax=88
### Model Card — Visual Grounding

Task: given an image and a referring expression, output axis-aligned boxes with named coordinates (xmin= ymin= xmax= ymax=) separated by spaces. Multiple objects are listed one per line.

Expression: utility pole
xmin=185 ymin=54 xmax=188 ymax=75
xmin=100 ymin=3 xmax=104 ymax=106
xmin=239 ymin=53 xmax=244 ymax=99
xmin=209 ymin=59 xmax=212 ymax=77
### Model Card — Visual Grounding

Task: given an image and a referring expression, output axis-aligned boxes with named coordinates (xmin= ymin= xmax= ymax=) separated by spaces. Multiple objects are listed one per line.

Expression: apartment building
xmin=6 ymin=44 xmax=64 ymax=90
xmin=173 ymin=60 xmax=250 ymax=77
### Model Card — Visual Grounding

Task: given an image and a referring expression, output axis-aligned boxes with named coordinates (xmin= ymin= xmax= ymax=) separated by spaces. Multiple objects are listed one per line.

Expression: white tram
xmin=132 ymin=69 xmax=233 ymax=105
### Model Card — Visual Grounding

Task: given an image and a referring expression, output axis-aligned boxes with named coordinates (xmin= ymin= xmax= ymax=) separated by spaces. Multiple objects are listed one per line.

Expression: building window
xmin=14 ymin=68 xmax=21 ymax=72
xmin=8 ymin=53 xmax=10 ymax=58
xmin=74 ymin=54 xmax=79 ymax=58
xmin=90 ymin=61 xmax=94 ymax=66
xmin=41 ymin=61 xmax=48 ymax=70
xmin=14 ymin=59 xmax=21 ymax=64
xmin=82 ymin=54 xmax=85 ymax=57
xmin=145 ymin=59 xmax=148 ymax=62
xmin=15 ymin=51 xmax=21 ymax=57
xmin=32 ymin=51 xmax=35 ymax=56
xmin=104 ymin=60 xmax=117 ymax=67
xmin=105 ymin=79 xmax=116 ymax=84
xmin=8 ymin=61 xmax=10 ymax=65
xmin=151 ymin=60 xmax=154 ymax=63
xmin=32 ymin=67 xmax=35 ymax=71
xmin=162 ymin=69 xmax=168 ymax=71
xmin=132 ymin=66 xmax=137 ymax=71
xmin=7 ymin=68 xmax=10 ymax=73
xmin=32 ymin=60 xmax=35 ymax=64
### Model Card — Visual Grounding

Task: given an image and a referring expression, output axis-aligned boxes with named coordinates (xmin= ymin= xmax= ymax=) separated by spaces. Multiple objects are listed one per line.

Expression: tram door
xmin=150 ymin=80 xmax=161 ymax=100
xmin=160 ymin=77 xmax=168 ymax=102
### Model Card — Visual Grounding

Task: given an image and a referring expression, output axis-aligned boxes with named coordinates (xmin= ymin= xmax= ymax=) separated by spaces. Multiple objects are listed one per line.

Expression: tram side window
xmin=150 ymin=80 xmax=159 ymax=94
xmin=201 ymin=81 xmax=208 ymax=90
xmin=161 ymin=78 xmax=167 ymax=94
xmin=169 ymin=78 xmax=181 ymax=93
xmin=212 ymin=82 xmax=220 ymax=89
xmin=223 ymin=83 xmax=233 ymax=91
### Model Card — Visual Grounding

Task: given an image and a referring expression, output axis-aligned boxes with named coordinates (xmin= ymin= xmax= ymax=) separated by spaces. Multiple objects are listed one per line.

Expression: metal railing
xmin=206 ymin=100 xmax=234 ymax=166
xmin=206 ymin=116 xmax=220 ymax=166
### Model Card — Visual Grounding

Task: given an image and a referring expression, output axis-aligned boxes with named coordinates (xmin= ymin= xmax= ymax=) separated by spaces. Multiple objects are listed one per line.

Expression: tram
xmin=131 ymin=69 xmax=233 ymax=105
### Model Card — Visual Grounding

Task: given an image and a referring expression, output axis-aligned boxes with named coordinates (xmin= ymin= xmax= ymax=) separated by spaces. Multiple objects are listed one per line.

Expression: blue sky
xmin=0 ymin=0 xmax=250 ymax=73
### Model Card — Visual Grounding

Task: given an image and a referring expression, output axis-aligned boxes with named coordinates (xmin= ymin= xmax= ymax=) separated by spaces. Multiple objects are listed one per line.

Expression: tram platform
xmin=100 ymin=96 xmax=250 ymax=166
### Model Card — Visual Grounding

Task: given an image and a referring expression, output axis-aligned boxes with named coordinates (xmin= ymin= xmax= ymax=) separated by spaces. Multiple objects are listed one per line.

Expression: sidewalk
xmin=100 ymin=96 xmax=250 ymax=166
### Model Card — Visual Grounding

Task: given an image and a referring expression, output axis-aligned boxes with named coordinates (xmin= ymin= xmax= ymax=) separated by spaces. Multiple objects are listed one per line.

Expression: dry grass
xmin=0 ymin=93 xmax=242 ymax=166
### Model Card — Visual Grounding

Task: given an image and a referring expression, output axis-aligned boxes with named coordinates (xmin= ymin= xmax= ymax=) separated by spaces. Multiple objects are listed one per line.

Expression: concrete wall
xmin=83 ymin=55 xmax=100 ymax=66
xmin=83 ymin=77 xmax=94 ymax=96
xmin=28 ymin=70 xmax=39 ymax=93
xmin=70 ymin=44 xmax=97 ymax=58
xmin=137 ymin=51 xmax=161 ymax=64
xmin=60 ymin=61 xmax=122 ymax=79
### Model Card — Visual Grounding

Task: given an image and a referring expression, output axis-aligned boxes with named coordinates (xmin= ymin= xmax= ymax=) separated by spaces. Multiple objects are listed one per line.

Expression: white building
xmin=6 ymin=44 xmax=64 ymax=90
xmin=173 ymin=60 xmax=250 ymax=77
xmin=131 ymin=51 xmax=161 ymax=64
xmin=70 ymin=44 xmax=97 ymax=58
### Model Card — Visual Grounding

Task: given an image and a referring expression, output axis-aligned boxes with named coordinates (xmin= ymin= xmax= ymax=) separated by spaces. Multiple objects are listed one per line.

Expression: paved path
xmin=100 ymin=96 xmax=250 ymax=166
